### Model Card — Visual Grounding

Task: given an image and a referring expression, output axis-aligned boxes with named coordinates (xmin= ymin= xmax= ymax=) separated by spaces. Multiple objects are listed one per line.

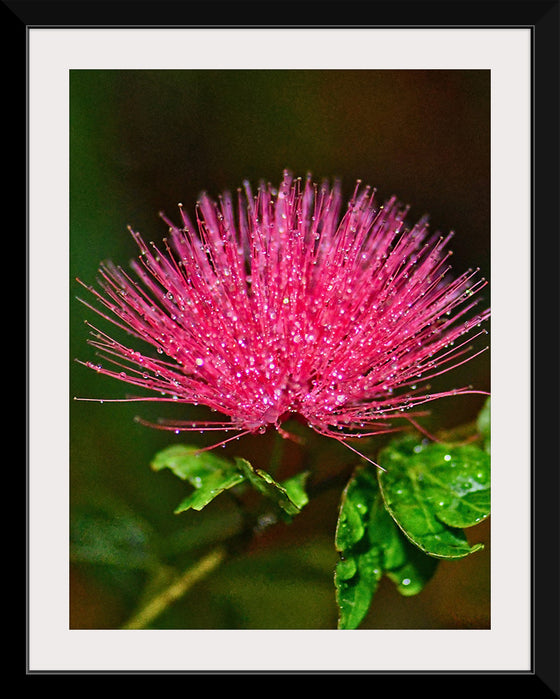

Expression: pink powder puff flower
xmin=76 ymin=171 xmax=489 ymax=461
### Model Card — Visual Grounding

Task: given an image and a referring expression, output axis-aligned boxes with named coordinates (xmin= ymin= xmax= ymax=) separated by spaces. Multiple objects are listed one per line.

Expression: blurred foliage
xmin=70 ymin=68 xmax=490 ymax=630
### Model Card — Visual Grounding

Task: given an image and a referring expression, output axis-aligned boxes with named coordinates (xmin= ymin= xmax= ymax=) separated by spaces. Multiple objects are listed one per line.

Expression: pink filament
xmin=76 ymin=171 xmax=489 ymax=448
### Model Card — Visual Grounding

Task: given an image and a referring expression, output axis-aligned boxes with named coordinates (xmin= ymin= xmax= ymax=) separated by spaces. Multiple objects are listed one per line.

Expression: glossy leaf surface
xmin=174 ymin=470 xmax=245 ymax=513
xmin=235 ymin=458 xmax=308 ymax=517
xmin=334 ymin=465 xmax=438 ymax=629
xmin=377 ymin=436 xmax=489 ymax=558
xmin=151 ymin=445 xmax=234 ymax=484
xmin=151 ymin=445 xmax=244 ymax=512
xmin=151 ymin=445 xmax=309 ymax=517
xmin=335 ymin=466 xmax=383 ymax=630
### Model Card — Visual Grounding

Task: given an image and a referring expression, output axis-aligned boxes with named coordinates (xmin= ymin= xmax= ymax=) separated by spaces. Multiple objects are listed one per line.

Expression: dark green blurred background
xmin=70 ymin=69 xmax=490 ymax=630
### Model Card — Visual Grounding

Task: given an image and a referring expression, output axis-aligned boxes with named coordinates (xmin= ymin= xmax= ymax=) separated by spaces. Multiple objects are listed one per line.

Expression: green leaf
xmin=281 ymin=471 xmax=310 ymax=510
xmin=151 ymin=444 xmax=234 ymax=484
xmin=234 ymin=458 xmax=308 ymax=517
xmin=151 ymin=445 xmax=310 ymax=517
xmin=477 ymin=398 xmax=491 ymax=454
xmin=174 ymin=469 xmax=245 ymax=513
xmin=334 ymin=465 xmax=437 ymax=629
xmin=335 ymin=547 xmax=383 ymax=631
xmin=151 ymin=445 xmax=244 ymax=513
xmin=385 ymin=539 xmax=439 ymax=597
xmin=334 ymin=466 xmax=373 ymax=551
xmin=377 ymin=436 xmax=490 ymax=559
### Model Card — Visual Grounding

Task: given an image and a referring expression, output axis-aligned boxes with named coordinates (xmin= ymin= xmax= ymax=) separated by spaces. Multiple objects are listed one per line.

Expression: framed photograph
xmin=22 ymin=1 xmax=558 ymax=683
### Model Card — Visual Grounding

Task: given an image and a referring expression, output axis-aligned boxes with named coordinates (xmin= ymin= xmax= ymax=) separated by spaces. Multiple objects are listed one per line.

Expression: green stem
xmin=122 ymin=546 xmax=227 ymax=630
xmin=268 ymin=428 xmax=285 ymax=476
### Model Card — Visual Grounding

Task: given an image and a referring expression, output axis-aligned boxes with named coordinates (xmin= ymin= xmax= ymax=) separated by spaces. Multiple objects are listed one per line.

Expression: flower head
xmin=77 ymin=171 xmax=489 ymax=455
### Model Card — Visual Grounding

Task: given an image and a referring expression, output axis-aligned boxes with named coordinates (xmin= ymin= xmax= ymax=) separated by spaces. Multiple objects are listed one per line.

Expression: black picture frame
xmin=19 ymin=1 xmax=558 ymax=690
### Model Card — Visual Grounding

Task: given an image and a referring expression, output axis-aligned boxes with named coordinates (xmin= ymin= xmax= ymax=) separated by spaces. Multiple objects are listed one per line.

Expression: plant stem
xmin=122 ymin=545 xmax=227 ymax=630
xmin=268 ymin=428 xmax=285 ymax=476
